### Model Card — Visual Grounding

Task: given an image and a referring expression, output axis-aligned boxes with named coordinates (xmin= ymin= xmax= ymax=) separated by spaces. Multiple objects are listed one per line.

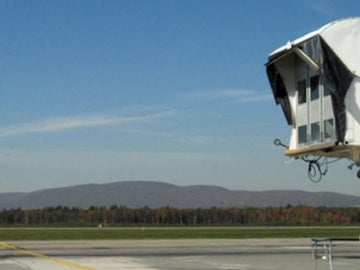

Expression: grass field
xmin=0 ymin=226 xmax=359 ymax=240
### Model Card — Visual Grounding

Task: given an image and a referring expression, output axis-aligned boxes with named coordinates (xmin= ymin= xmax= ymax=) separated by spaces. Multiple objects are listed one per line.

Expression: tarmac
xmin=0 ymin=238 xmax=359 ymax=270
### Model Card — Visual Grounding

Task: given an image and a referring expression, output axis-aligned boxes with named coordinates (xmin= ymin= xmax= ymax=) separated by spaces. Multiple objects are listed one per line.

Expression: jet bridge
xmin=266 ymin=17 xmax=360 ymax=181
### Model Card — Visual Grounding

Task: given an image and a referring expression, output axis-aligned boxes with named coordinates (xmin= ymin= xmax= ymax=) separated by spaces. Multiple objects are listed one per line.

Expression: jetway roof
xmin=268 ymin=17 xmax=360 ymax=76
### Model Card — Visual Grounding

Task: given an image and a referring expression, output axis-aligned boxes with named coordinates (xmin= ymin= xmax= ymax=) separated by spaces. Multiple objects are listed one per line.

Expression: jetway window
xmin=298 ymin=125 xmax=307 ymax=144
xmin=324 ymin=85 xmax=331 ymax=96
xmin=298 ymin=80 xmax=306 ymax=104
xmin=311 ymin=122 xmax=320 ymax=142
xmin=324 ymin=119 xmax=335 ymax=139
xmin=310 ymin=75 xmax=319 ymax=100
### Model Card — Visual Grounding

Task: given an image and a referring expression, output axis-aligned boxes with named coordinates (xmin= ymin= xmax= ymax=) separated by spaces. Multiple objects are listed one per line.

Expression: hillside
xmin=0 ymin=181 xmax=359 ymax=209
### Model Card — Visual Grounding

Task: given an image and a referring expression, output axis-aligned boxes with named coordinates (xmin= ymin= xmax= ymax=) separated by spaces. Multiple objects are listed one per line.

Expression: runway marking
xmin=0 ymin=241 xmax=96 ymax=270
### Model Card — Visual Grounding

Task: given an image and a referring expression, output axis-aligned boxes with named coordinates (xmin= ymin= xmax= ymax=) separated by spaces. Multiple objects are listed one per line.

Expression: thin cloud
xmin=181 ymin=89 xmax=271 ymax=103
xmin=123 ymin=128 xmax=215 ymax=145
xmin=0 ymin=110 xmax=176 ymax=138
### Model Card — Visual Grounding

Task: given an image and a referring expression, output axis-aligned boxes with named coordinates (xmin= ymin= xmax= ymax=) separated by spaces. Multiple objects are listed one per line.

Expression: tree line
xmin=0 ymin=205 xmax=360 ymax=226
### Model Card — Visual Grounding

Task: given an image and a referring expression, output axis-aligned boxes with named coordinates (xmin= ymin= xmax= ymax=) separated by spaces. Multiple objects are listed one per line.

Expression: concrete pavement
xmin=0 ymin=239 xmax=358 ymax=270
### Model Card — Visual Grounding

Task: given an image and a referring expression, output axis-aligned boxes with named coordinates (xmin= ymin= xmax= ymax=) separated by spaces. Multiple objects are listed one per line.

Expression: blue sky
xmin=0 ymin=0 xmax=359 ymax=194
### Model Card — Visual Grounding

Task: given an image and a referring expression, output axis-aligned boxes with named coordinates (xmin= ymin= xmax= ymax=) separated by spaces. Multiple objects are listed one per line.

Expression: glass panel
xmin=311 ymin=122 xmax=320 ymax=142
xmin=324 ymin=84 xmax=331 ymax=96
xmin=298 ymin=80 xmax=306 ymax=104
xmin=324 ymin=119 xmax=335 ymax=139
xmin=310 ymin=75 xmax=319 ymax=100
xmin=298 ymin=125 xmax=307 ymax=144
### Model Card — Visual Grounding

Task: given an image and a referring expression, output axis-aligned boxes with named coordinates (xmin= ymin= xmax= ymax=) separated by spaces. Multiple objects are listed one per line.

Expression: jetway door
xmin=295 ymin=61 xmax=335 ymax=147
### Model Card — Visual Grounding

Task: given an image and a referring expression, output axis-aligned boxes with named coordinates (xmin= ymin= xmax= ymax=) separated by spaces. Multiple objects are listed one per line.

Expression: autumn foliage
xmin=0 ymin=205 xmax=359 ymax=226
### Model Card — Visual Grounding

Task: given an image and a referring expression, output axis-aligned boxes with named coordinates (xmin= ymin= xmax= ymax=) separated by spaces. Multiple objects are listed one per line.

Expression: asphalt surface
xmin=0 ymin=238 xmax=359 ymax=270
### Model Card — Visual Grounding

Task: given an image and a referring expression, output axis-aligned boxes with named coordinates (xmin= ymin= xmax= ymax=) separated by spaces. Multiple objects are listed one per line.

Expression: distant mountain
xmin=0 ymin=181 xmax=359 ymax=209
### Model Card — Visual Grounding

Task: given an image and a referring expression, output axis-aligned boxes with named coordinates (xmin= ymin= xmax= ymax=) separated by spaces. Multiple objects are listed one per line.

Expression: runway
xmin=0 ymin=238 xmax=359 ymax=270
